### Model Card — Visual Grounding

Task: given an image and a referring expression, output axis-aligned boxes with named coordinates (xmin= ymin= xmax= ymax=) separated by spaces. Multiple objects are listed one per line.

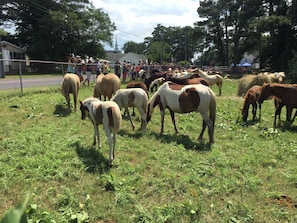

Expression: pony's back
xmin=61 ymin=73 xmax=80 ymax=110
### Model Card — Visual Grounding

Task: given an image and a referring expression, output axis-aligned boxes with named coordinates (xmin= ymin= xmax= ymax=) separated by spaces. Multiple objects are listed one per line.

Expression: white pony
xmin=111 ymin=88 xmax=148 ymax=131
xmin=195 ymin=68 xmax=223 ymax=96
xmin=80 ymin=97 xmax=122 ymax=166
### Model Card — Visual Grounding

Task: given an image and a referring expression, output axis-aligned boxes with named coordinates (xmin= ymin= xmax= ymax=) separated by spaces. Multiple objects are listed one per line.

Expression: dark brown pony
xmin=165 ymin=76 xmax=209 ymax=87
xmin=258 ymin=83 xmax=297 ymax=128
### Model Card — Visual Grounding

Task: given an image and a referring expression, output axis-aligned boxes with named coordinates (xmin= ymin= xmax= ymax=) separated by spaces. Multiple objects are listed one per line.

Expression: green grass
xmin=0 ymin=80 xmax=296 ymax=222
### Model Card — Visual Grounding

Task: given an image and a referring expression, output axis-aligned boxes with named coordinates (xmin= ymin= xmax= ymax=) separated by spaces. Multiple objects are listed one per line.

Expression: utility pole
xmin=0 ymin=36 xmax=5 ymax=78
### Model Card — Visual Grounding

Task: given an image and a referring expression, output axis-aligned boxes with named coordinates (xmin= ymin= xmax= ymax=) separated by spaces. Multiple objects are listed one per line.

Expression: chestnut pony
xmin=241 ymin=85 xmax=262 ymax=121
xmin=258 ymin=83 xmax=297 ymax=128
xmin=147 ymin=81 xmax=216 ymax=143
xmin=80 ymin=97 xmax=122 ymax=166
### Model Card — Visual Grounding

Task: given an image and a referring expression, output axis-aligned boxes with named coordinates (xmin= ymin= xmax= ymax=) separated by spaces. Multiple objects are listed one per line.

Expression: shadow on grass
xmin=149 ymin=132 xmax=212 ymax=152
xmin=71 ymin=141 xmax=110 ymax=174
xmin=117 ymin=129 xmax=146 ymax=139
xmin=53 ymin=104 xmax=71 ymax=117
xmin=277 ymin=121 xmax=297 ymax=132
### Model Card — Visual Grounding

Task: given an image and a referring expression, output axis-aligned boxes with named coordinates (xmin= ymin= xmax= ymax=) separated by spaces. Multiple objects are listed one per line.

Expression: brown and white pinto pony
xmin=147 ymin=81 xmax=216 ymax=143
xmin=111 ymin=88 xmax=148 ymax=131
xmin=149 ymin=77 xmax=166 ymax=92
xmin=61 ymin=73 xmax=81 ymax=111
xmin=126 ymin=81 xmax=148 ymax=116
xmin=80 ymin=97 xmax=122 ymax=166
xmin=258 ymin=83 xmax=297 ymax=128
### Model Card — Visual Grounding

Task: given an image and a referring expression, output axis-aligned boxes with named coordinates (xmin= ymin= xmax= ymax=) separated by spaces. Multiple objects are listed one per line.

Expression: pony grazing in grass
xmin=61 ymin=73 xmax=81 ymax=111
xmin=93 ymin=73 xmax=121 ymax=100
xmin=80 ymin=97 xmax=122 ymax=166
xmin=111 ymin=88 xmax=148 ymax=131
xmin=241 ymin=85 xmax=262 ymax=121
xmin=147 ymin=81 xmax=216 ymax=143
xmin=258 ymin=83 xmax=297 ymax=128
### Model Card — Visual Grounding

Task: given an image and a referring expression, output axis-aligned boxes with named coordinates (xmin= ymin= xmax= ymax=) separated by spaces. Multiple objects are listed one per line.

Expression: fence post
xmin=19 ymin=61 xmax=23 ymax=96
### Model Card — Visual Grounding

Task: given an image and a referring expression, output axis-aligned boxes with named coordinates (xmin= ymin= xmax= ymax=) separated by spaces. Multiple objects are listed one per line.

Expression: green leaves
xmin=0 ymin=193 xmax=31 ymax=223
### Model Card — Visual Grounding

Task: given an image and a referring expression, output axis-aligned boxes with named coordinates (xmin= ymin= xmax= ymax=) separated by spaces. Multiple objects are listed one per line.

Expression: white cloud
xmin=91 ymin=0 xmax=201 ymax=50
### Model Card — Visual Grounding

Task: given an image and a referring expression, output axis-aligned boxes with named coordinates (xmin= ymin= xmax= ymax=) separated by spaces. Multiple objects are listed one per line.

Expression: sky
xmin=91 ymin=0 xmax=201 ymax=51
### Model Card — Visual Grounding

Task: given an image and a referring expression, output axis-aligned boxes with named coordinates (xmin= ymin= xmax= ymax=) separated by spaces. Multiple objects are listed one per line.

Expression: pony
xmin=93 ymin=73 xmax=121 ymax=100
xmin=138 ymin=69 xmax=149 ymax=81
xmin=144 ymin=72 xmax=169 ymax=89
xmin=258 ymin=83 xmax=297 ymax=128
xmin=126 ymin=81 xmax=148 ymax=95
xmin=164 ymin=76 xmax=209 ymax=87
xmin=79 ymin=97 xmax=122 ymax=166
xmin=61 ymin=73 xmax=81 ymax=111
xmin=149 ymin=77 xmax=165 ymax=92
xmin=241 ymin=85 xmax=262 ymax=121
xmin=194 ymin=68 xmax=223 ymax=96
xmin=147 ymin=81 xmax=216 ymax=143
xmin=111 ymin=88 xmax=148 ymax=131
xmin=126 ymin=81 xmax=148 ymax=116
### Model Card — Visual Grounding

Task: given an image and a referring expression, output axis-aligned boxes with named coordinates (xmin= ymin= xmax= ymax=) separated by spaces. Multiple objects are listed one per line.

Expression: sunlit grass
xmin=0 ymin=80 xmax=296 ymax=222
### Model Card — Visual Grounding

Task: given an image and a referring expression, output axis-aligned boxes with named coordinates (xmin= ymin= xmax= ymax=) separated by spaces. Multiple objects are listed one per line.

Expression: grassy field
xmin=0 ymin=79 xmax=296 ymax=222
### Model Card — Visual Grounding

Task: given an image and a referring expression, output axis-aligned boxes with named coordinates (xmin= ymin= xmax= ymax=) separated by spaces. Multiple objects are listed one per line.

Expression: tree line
xmin=1 ymin=0 xmax=297 ymax=80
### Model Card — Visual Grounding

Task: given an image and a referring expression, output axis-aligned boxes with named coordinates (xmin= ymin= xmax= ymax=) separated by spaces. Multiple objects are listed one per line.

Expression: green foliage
xmin=288 ymin=51 xmax=297 ymax=82
xmin=122 ymin=41 xmax=145 ymax=54
xmin=0 ymin=193 xmax=31 ymax=223
xmin=0 ymin=0 xmax=115 ymax=61
xmin=0 ymin=79 xmax=297 ymax=222
xmin=197 ymin=0 xmax=297 ymax=69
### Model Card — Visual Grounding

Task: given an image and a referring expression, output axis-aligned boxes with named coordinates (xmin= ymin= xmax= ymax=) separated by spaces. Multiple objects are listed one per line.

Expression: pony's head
xmin=241 ymin=107 xmax=248 ymax=121
xmin=147 ymin=94 xmax=162 ymax=123
xmin=79 ymin=97 xmax=99 ymax=120
xmin=79 ymin=100 xmax=89 ymax=120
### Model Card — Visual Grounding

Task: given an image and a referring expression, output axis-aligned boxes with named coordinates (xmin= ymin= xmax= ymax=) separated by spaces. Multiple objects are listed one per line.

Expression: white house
xmin=0 ymin=41 xmax=25 ymax=77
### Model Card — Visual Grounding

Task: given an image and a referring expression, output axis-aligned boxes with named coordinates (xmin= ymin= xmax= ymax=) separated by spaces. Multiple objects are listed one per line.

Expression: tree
xmin=197 ymin=0 xmax=297 ymax=71
xmin=0 ymin=0 xmax=115 ymax=62
xmin=144 ymin=24 xmax=201 ymax=65
xmin=122 ymin=41 xmax=145 ymax=54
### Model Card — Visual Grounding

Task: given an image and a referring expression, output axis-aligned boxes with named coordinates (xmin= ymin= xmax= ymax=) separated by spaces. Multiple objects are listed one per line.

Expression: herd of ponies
xmin=61 ymin=68 xmax=296 ymax=166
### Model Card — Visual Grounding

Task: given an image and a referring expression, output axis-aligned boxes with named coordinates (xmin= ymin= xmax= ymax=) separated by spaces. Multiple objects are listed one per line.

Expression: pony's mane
xmin=147 ymin=81 xmax=170 ymax=114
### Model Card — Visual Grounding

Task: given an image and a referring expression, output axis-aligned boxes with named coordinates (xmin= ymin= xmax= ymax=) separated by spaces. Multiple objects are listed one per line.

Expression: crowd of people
xmin=67 ymin=55 xmax=103 ymax=86
xmin=66 ymin=54 xmax=155 ymax=85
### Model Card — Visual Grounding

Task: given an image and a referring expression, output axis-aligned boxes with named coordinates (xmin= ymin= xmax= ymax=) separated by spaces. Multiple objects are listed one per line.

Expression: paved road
xmin=0 ymin=76 xmax=64 ymax=90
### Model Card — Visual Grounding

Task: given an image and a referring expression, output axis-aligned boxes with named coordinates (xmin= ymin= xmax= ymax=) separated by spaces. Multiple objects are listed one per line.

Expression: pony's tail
xmin=112 ymin=107 xmax=122 ymax=133
xmin=209 ymin=90 xmax=216 ymax=127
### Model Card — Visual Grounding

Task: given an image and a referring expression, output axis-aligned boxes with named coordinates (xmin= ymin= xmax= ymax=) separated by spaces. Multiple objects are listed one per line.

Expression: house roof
xmin=1 ymin=41 xmax=25 ymax=53
xmin=105 ymin=50 xmax=123 ymax=63
xmin=105 ymin=51 xmax=147 ymax=65
xmin=119 ymin=52 xmax=146 ymax=63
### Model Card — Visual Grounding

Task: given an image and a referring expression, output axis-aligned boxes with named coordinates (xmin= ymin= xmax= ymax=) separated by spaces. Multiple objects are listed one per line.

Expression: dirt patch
xmin=270 ymin=195 xmax=297 ymax=208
